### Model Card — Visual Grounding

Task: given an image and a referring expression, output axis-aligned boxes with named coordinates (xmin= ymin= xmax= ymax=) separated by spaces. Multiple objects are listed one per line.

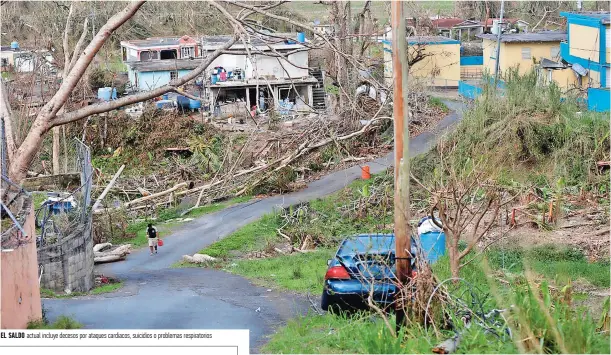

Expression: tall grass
xmin=413 ymin=70 xmax=609 ymax=191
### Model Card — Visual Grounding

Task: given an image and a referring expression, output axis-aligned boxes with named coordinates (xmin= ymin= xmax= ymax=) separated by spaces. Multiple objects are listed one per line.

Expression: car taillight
xmin=325 ymin=266 xmax=350 ymax=280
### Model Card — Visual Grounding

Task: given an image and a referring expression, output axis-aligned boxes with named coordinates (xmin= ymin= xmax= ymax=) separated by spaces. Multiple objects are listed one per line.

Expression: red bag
xmin=157 ymin=239 xmax=164 ymax=247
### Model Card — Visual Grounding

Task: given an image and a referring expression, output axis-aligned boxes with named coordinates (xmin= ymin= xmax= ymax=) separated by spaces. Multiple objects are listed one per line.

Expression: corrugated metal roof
xmin=123 ymin=33 xmax=303 ymax=49
xmin=477 ymin=31 xmax=566 ymax=43
xmin=406 ymin=35 xmax=460 ymax=44
xmin=432 ymin=18 xmax=464 ymax=29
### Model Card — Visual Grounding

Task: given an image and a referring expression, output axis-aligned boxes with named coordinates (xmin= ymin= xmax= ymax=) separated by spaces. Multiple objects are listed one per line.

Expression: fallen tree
xmin=93 ymin=243 xmax=132 ymax=264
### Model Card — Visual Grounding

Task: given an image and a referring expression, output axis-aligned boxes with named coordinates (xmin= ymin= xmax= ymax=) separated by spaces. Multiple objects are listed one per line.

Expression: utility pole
xmin=493 ymin=0 xmax=505 ymax=84
xmin=391 ymin=0 xmax=411 ymax=332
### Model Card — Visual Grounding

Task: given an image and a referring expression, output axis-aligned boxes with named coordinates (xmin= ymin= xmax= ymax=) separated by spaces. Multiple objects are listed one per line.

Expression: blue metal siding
xmin=458 ymin=81 xmax=483 ymax=99
xmin=588 ymin=88 xmax=610 ymax=112
xmin=460 ymin=56 xmax=483 ymax=66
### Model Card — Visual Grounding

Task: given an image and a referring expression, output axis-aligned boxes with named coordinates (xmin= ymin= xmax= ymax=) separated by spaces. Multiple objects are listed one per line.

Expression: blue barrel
xmin=176 ymin=95 xmax=190 ymax=110
xmin=156 ymin=100 xmax=173 ymax=109
xmin=163 ymin=94 xmax=169 ymax=100
xmin=97 ymin=87 xmax=112 ymax=101
xmin=189 ymin=98 xmax=201 ymax=110
xmin=297 ymin=32 xmax=305 ymax=43
xmin=417 ymin=232 xmax=446 ymax=264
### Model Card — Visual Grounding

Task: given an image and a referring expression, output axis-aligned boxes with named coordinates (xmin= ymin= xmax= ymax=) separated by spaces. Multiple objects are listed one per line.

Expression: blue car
xmin=321 ymin=233 xmax=443 ymax=312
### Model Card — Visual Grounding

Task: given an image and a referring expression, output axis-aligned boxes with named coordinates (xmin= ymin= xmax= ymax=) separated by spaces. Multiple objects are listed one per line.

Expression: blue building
xmin=559 ymin=11 xmax=609 ymax=88
xmin=560 ymin=12 xmax=610 ymax=112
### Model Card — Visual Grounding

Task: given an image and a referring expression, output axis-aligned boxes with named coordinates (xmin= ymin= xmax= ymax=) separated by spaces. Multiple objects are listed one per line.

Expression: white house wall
xmin=127 ymin=47 xmax=138 ymax=61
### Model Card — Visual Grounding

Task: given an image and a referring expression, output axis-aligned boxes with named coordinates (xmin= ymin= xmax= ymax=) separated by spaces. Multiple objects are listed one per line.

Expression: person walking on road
xmin=147 ymin=223 xmax=158 ymax=256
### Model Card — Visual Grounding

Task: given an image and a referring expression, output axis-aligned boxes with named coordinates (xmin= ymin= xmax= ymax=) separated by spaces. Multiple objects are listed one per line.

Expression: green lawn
xmin=198 ymin=213 xmax=280 ymax=258
xmin=230 ymin=249 xmax=333 ymax=293
xmin=40 ymin=282 xmax=124 ymax=298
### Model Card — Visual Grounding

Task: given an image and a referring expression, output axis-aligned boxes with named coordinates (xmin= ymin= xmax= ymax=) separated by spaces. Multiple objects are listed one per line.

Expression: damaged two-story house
xmin=120 ymin=33 xmax=325 ymax=114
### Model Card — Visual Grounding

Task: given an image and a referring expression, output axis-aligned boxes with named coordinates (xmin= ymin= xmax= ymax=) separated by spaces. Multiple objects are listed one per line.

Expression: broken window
xmin=122 ymin=47 xmax=127 ymax=61
xmin=170 ymin=71 xmax=178 ymax=80
xmin=140 ymin=50 xmax=159 ymax=61
xmin=181 ymin=46 xmax=194 ymax=59
xmin=160 ymin=49 xmax=177 ymax=60
xmin=278 ymin=87 xmax=297 ymax=102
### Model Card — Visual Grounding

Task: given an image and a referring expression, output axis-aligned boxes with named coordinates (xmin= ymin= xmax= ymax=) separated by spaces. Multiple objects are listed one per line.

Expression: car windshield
xmin=340 ymin=235 xmax=395 ymax=255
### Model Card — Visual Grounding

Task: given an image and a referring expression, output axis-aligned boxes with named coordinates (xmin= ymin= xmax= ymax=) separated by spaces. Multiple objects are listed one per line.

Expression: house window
xmin=181 ymin=46 xmax=194 ymax=59
xmin=550 ymin=46 xmax=560 ymax=59
xmin=170 ymin=71 xmax=178 ymax=80
xmin=1 ymin=58 xmax=7 ymax=67
xmin=160 ymin=49 xmax=177 ymax=60
xmin=521 ymin=47 xmax=531 ymax=60
xmin=140 ymin=51 xmax=158 ymax=61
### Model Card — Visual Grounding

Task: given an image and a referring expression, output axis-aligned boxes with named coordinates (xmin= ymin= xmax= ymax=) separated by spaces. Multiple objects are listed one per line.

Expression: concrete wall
xmin=483 ymin=38 xmax=562 ymax=76
xmin=383 ymin=41 xmax=460 ymax=87
xmin=1 ymin=201 xmax=43 ymax=329
xmin=37 ymin=219 xmax=94 ymax=293
xmin=136 ymin=69 xmax=192 ymax=91
xmin=606 ymin=25 xmax=610 ymax=64
xmin=410 ymin=43 xmax=461 ymax=86
xmin=569 ymin=24 xmax=600 ymax=62
xmin=207 ymin=51 xmax=308 ymax=80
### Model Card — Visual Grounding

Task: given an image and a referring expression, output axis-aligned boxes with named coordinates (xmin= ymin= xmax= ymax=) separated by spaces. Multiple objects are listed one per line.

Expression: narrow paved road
xmin=44 ymin=101 xmax=466 ymax=352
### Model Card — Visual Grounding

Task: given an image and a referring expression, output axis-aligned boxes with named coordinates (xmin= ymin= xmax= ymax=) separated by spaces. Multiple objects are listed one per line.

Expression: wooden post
xmin=391 ymin=0 xmax=411 ymax=331
xmin=91 ymin=164 xmax=125 ymax=212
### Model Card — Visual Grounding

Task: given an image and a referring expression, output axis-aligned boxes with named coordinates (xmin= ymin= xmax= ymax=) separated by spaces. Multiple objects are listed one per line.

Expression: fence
xmin=35 ymin=138 xmax=93 ymax=248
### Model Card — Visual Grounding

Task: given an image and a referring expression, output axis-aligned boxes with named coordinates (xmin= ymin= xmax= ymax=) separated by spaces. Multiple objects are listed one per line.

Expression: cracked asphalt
xmin=43 ymin=100 xmax=466 ymax=353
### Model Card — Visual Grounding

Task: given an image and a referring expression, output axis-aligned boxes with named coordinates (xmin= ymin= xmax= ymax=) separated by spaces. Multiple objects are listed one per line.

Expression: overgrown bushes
xmin=413 ymin=70 xmax=610 ymax=191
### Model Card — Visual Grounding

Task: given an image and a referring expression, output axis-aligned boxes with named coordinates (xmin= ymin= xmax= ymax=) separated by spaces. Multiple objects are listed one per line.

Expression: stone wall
xmin=37 ymin=218 xmax=94 ymax=293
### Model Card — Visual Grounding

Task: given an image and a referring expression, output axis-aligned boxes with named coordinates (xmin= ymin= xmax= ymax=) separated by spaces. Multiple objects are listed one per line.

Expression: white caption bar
xmin=0 ymin=329 xmax=249 ymax=355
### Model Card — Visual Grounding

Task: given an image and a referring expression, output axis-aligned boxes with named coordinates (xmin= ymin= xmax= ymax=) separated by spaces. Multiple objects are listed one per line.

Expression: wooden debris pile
xmin=93 ymin=242 xmax=132 ymax=264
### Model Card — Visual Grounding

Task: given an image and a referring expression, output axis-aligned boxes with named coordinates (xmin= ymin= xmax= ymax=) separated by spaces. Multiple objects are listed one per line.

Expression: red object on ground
xmin=361 ymin=165 xmax=371 ymax=180
xmin=157 ymin=239 xmax=164 ymax=247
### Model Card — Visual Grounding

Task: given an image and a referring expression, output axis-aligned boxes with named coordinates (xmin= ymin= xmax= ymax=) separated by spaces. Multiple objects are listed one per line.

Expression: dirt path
xmin=43 ymin=100 xmax=467 ymax=353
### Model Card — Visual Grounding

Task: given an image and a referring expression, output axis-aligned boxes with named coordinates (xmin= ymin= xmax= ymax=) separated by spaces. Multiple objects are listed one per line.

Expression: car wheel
xmin=321 ymin=291 xmax=329 ymax=311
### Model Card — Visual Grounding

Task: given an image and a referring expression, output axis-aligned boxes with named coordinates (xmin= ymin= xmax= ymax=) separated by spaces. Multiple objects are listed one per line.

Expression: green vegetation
xmin=230 ymin=249 xmax=333 ymax=293
xmin=413 ymin=70 xmax=609 ymax=192
xmin=198 ymin=213 xmax=279 ymax=258
xmin=428 ymin=97 xmax=450 ymax=113
xmin=40 ymin=282 xmax=124 ymax=298
xmin=193 ymin=71 xmax=610 ymax=353
xmin=117 ymin=196 xmax=252 ymax=248
xmin=27 ymin=316 xmax=82 ymax=330
xmin=264 ymin=251 xmax=610 ymax=354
